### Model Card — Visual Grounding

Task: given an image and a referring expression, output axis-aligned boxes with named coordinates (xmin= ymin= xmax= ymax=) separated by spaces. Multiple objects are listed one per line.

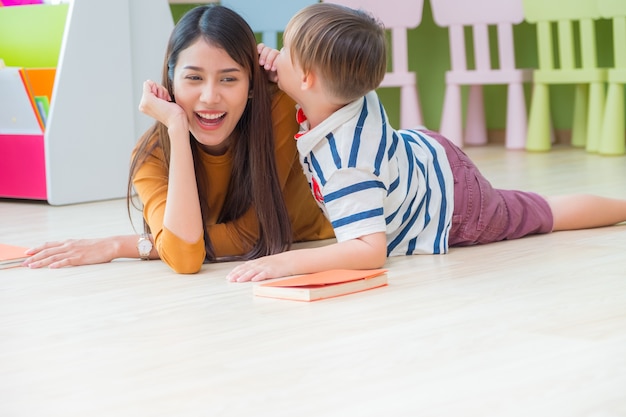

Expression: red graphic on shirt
xmin=296 ymin=107 xmax=307 ymax=124
xmin=311 ymin=177 xmax=324 ymax=204
xmin=294 ymin=108 xmax=308 ymax=140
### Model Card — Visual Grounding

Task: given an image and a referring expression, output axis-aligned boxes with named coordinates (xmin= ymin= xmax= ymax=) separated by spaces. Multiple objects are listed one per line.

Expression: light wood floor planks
xmin=1 ymin=145 xmax=625 ymax=417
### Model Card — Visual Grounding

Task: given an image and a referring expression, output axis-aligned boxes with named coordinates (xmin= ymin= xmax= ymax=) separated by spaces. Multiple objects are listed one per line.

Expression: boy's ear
xmin=300 ymin=70 xmax=315 ymax=91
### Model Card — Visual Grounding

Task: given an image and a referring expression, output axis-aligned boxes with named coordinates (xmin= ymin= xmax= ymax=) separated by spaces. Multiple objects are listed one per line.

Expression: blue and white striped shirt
xmin=295 ymin=91 xmax=454 ymax=256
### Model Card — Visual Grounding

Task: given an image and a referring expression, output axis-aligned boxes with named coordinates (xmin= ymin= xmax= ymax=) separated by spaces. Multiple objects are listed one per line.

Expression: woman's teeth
xmin=198 ymin=112 xmax=225 ymax=121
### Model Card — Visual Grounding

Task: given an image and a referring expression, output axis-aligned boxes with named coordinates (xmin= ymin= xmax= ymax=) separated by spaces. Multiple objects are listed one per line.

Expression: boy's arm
xmin=226 ymin=232 xmax=387 ymax=282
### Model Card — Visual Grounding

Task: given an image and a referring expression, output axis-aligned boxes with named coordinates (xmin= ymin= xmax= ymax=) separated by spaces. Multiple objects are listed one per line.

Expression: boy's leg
xmin=545 ymin=195 xmax=626 ymax=231
xmin=422 ymin=129 xmax=553 ymax=245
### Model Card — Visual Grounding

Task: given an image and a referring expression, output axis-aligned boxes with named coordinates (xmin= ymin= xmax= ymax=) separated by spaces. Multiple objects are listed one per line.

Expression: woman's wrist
xmin=167 ymin=115 xmax=189 ymax=137
xmin=107 ymin=235 xmax=142 ymax=260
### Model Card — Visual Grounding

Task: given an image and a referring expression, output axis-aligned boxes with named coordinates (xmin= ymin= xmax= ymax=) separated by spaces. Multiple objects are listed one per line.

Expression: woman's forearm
xmin=22 ymin=234 xmax=159 ymax=269
xmin=162 ymin=124 xmax=204 ymax=244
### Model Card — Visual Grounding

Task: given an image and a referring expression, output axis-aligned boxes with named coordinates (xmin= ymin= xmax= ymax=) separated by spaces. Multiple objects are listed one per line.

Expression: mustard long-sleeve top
xmin=132 ymin=90 xmax=334 ymax=273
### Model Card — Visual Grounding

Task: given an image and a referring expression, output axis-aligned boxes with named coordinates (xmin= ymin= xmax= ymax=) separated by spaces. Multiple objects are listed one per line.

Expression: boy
xmin=227 ymin=3 xmax=626 ymax=282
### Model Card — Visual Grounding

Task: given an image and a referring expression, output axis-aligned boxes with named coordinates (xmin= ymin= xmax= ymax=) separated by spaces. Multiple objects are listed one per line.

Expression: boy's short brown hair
xmin=284 ymin=3 xmax=387 ymax=103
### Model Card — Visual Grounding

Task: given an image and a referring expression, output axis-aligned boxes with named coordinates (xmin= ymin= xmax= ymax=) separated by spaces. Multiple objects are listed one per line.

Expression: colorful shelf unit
xmin=0 ymin=0 xmax=173 ymax=205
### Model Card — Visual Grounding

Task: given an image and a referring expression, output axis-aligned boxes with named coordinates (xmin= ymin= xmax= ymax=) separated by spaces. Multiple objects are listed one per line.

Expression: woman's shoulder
xmin=269 ymin=88 xmax=299 ymax=148
xmin=270 ymin=87 xmax=297 ymax=112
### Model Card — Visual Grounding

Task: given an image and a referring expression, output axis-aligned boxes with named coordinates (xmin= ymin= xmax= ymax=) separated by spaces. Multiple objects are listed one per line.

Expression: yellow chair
xmin=523 ymin=0 xmax=606 ymax=152
xmin=598 ymin=0 xmax=626 ymax=155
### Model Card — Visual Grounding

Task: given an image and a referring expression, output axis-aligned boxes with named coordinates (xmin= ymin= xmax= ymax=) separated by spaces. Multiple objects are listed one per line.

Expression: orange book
xmin=18 ymin=68 xmax=44 ymax=132
xmin=23 ymin=67 xmax=55 ymax=102
xmin=0 ymin=243 xmax=29 ymax=269
xmin=253 ymin=268 xmax=388 ymax=302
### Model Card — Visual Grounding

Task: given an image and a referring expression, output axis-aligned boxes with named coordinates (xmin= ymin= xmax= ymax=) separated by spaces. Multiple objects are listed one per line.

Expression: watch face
xmin=138 ymin=239 xmax=152 ymax=254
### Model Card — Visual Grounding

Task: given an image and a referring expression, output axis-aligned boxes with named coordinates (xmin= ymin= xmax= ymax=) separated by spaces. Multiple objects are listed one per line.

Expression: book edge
xmin=253 ymin=274 xmax=388 ymax=302
xmin=0 ymin=243 xmax=30 ymax=262
xmin=259 ymin=268 xmax=388 ymax=288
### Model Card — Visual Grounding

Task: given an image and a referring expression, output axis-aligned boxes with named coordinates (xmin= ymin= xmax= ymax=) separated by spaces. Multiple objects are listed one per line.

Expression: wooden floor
xmin=1 ymin=145 xmax=625 ymax=417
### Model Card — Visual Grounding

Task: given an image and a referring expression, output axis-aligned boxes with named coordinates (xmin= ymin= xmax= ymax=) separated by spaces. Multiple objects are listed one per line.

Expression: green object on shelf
xmin=0 ymin=4 xmax=68 ymax=67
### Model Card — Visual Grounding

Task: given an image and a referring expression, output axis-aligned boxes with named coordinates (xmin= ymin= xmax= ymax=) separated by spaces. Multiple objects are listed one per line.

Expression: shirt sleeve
xmin=132 ymin=146 xmax=207 ymax=274
xmin=321 ymin=167 xmax=388 ymax=243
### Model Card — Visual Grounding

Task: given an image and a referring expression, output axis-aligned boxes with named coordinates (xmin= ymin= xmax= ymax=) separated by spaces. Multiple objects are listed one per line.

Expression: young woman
xmin=23 ymin=5 xmax=333 ymax=273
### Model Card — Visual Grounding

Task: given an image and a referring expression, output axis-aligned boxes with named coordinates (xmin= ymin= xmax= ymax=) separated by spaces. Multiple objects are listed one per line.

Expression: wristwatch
xmin=137 ymin=233 xmax=153 ymax=260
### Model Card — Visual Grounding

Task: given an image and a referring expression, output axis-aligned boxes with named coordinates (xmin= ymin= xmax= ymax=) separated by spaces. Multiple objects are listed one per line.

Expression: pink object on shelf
xmin=322 ymin=0 xmax=425 ymax=129
xmin=431 ymin=0 xmax=532 ymax=149
xmin=0 ymin=134 xmax=47 ymax=200
xmin=1 ymin=0 xmax=43 ymax=6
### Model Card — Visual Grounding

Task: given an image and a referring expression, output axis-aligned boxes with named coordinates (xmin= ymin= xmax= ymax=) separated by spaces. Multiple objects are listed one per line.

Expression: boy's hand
xmin=226 ymin=232 xmax=388 ymax=283
xmin=227 ymin=254 xmax=289 ymax=282
xmin=257 ymin=43 xmax=279 ymax=83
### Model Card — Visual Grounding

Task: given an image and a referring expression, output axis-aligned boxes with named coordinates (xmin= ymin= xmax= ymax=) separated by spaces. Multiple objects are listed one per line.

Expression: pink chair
xmin=322 ymin=0 xmax=424 ymax=129
xmin=431 ymin=0 xmax=532 ymax=149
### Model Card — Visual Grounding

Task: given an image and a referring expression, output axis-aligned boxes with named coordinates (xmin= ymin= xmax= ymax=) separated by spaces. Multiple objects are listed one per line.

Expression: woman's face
xmin=172 ymin=38 xmax=250 ymax=155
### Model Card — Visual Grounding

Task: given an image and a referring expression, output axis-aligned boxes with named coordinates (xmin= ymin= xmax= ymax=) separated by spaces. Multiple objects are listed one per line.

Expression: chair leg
xmin=585 ymin=82 xmax=605 ymax=153
xmin=505 ymin=82 xmax=527 ymax=150
xmin=571 ymin=84 xmax=588 ymax=148
xmin=598 ymin=82 xmax=625 ymax=155
xmin=399 ymin=85 xmax=423 ymax=129
xmin=439 ymin=83 xmax=463 ymax=147
xmin=526 ymin=83 xmax=551 ymax=151
xmin=464 ymin=85 xmax=487 ymax=146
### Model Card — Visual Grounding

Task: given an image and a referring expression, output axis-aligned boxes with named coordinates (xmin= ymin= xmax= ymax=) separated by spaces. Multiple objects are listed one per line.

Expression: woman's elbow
xmin=161 ymin=254 xmax=204 ymax=274
xmin=169 ymin=263 xmax=203 ymax=274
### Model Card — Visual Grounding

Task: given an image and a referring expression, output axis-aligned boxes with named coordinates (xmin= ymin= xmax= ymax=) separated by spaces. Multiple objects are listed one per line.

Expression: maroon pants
xmin=424 ymin=130 xmax=554 ymax=246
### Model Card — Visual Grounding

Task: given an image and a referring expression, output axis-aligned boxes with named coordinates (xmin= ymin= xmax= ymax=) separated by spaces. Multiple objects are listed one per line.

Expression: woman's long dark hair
xmin=127 ymin=5 xmax=292 ymax=261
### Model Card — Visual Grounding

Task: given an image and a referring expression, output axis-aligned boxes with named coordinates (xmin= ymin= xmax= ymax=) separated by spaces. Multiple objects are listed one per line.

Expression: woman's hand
xmin=23 ymin=237 xmax=123 ymax=269
xmin=138 ymin=80 xmax=188 ymax=131
xmin=257 ymin=43 xmax=279 ymax=83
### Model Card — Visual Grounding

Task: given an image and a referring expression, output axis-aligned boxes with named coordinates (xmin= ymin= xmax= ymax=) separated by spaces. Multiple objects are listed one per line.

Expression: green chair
xmin=523 ymin=0 xmax=606 ymax=152
xmin=598 ymin=0 xmax=626 ymax=155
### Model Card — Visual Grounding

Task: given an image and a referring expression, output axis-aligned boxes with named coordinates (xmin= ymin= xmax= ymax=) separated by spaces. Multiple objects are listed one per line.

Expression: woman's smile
xmin=195 ymin=111 xmax=227 ymax=130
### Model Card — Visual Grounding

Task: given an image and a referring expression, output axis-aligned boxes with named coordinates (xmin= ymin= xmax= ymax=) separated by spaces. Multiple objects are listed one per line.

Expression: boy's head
xmin=281 ymin=3 xmax=387 ymax=103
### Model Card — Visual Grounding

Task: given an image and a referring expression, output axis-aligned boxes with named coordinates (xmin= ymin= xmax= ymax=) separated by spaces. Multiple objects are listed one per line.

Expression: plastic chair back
xmin=322 ymin=0 xmax=425 ymax=128
xmin=596 ymin=0 xmax=626 ymax=155
xmin=220 ymin=0 xmax=318 ymax=49
xmin=522 ymin=0 xmax=605 ymax=152
xmin=431 ymin=0 xmax=531 ymax=149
